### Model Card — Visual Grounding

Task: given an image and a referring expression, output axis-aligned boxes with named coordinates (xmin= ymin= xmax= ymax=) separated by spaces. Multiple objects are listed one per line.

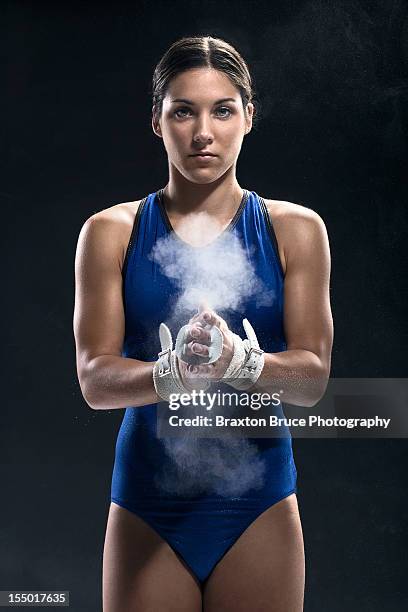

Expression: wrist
xmin=221 ymin=319 xmax=265 ymax=390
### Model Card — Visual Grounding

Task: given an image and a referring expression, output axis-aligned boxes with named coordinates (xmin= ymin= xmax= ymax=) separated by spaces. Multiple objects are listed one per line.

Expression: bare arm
xmin=73 ymin=210 xmax=160 ymax=410
xmin=254 ymin=206 xmax=334 ymax=407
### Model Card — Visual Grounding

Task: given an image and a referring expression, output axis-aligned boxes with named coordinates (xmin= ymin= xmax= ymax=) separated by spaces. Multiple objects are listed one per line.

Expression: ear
xmin=244 ymin=102 xmax=254 ymax=135
xmin=152 ymin=105 xmax=163 ymax=138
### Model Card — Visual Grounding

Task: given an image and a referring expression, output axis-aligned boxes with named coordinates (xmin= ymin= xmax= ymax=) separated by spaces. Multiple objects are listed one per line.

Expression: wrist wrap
xmin=222 ymin=319 xmax=265 ymax=390
xmin=153 ymin=323 xmax=210 ymax=401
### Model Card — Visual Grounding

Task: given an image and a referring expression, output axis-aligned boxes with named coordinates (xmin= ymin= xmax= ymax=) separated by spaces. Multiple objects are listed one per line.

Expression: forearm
xmin=80 ymin=355 xmax=159 ymax=410
xmin=252 ymin=349 xmax=330 ymax=407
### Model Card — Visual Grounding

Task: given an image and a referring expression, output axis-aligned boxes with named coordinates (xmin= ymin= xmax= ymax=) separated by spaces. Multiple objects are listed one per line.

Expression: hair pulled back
xmin=152 ymin=36 xmax=259 ymax=126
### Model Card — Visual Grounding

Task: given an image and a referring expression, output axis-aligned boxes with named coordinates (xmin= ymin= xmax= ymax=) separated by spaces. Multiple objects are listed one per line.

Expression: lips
xmin=190 ymin=152 xmax=217 ymax=157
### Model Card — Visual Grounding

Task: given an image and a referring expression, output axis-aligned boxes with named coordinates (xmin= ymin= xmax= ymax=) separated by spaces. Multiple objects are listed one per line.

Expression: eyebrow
xmin=170 ymin=97 xmax=238 ymax=105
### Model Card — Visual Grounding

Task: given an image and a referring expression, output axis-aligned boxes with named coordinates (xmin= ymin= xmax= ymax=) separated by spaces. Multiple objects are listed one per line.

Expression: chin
xmin=180 ymin=169 xmax=224 ymax=185
xmin=190 ymin=175 xmax=220 ymax=184
xmin=190 ymin=176 xmax=222 ymax=186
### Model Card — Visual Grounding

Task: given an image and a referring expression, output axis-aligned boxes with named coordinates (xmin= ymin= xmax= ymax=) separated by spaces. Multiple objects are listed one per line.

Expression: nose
xmin=193 ymin=114 xmax=214 ymax=144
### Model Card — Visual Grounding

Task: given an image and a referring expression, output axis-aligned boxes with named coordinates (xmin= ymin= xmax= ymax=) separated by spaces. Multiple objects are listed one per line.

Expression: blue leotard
xmin=111 ymin=188 xmax=297 ymax=584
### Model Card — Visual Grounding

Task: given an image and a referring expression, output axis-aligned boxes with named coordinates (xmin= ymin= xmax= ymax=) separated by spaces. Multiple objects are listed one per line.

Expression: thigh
xmin=203 ymin=494 xmax=305 ymax=612
xmin=103 ymin=502 xmax=202 ymax=612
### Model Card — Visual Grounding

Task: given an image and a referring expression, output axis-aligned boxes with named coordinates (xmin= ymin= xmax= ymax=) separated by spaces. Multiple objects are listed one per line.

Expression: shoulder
xmin=262 ymin=198 xmax=329 ymax=274
xmin=76 ymin=199 xmax=144 ymax=270
xmin=263 ymin=198 xmax=326 ymax=230
xmin=85 ymin=198 xmax=143 ymax=230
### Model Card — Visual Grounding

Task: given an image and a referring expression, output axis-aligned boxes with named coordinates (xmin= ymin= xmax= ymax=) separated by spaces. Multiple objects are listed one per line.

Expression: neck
xmin=163 ymin=164 xmax=244 ymax=220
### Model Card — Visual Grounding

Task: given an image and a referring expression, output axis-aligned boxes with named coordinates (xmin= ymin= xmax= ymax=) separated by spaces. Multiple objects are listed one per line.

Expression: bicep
xmin=73 ymin=215 xmax=125 ymax=381
xmin=282 ymin=212 xmax=333 ymax=371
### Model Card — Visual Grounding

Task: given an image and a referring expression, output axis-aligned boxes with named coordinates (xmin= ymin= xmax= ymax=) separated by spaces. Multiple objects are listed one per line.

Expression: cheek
xmin=164 ymin=126 xmax=190 ymax=155
xmin=222 ymin=126 xmax=245 ymax=154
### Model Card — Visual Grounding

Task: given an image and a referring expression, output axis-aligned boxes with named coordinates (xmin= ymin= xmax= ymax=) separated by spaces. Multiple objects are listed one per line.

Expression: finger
xmin=186 ymin=324 xmax=212 ymax=345
xmin=196 ymin=309 xmax=224 ymax=328
xmin=179 ymin=341 xmax=210 ymax=361
xmin=188 ymin=341 xmax=210 ymax=357
xmin=189 ymin=310 xmax=229 ymax=335
xmin=200 ymin=310 xmax=216 ymax=325
xmin=190 ymin=308 xmax=207 ymax=321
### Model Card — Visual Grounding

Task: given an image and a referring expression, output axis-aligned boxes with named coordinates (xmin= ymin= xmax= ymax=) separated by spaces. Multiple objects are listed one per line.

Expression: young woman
xmin=74 ymin=36 xmax=333 ymax=612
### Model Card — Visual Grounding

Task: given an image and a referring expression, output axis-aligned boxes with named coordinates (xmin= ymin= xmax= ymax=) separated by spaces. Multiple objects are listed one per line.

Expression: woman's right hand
xmin=177 ymin=318 xmax=213 ymax=391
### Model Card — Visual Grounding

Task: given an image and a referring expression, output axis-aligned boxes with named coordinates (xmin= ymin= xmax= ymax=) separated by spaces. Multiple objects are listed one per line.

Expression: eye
xmin=215 ymin=106 xmax=233 ymax=118
xmin=174 ymin=107 xmax=192 ymax=118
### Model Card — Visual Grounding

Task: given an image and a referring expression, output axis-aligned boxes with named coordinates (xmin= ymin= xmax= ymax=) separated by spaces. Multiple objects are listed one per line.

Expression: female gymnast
xmin=74 ymin=36 xmax=333 ymax=612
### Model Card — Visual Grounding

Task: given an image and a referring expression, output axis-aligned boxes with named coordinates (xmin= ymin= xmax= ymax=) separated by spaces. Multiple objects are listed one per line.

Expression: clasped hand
xmin=177 ymin=309 xmax=234 ymax=389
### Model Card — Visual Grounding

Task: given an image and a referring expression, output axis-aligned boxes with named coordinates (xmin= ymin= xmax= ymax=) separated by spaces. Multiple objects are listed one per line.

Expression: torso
xmin=95 ymin=194 xmax=316 ymax=278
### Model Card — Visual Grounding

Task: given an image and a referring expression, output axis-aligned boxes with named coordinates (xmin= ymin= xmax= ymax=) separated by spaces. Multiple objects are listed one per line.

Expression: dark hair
xmin=152 ymin=36 xmax=259 ymax=128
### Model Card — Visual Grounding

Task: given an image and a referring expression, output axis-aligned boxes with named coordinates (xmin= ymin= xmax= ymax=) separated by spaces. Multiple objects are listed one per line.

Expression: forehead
xmin=164 ymin=68 xmax=239 ymax=103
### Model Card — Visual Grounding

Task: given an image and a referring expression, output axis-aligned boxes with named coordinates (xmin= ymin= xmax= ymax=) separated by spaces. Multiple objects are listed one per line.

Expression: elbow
xmin=77 ymin=354 xmax=110 ymax=410
xmin=308 ymin=362 xmax=331 ymax=407
xmin=79 ymin=377 xmax=100 ymax=410
xmin=84 ymin=392 xmax=100 ymax=411
xmin=77 ymin=362 xmax=103 ymax=410
xmin=307 ymin=392 xmax=325 ymax=408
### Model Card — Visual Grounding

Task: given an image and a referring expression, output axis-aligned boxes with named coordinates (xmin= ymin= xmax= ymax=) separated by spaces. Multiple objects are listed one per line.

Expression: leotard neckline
xmin=155 ymin=187 xmax=250 ymax=249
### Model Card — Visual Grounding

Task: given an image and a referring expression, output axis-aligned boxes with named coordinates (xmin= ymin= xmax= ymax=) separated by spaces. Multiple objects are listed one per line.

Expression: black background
xmin=2 ymin=1 xmax=408 ymax=610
